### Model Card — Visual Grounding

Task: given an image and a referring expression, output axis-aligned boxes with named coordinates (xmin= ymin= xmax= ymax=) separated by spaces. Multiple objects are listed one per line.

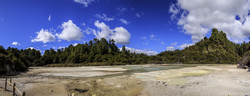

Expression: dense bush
xmin=156 ymin=28 xmax=250 ymax=64
xmin=0 ymin=46 xmax=41 ymax=75
xmin=0 ymin=28 xmax=249 ymax=75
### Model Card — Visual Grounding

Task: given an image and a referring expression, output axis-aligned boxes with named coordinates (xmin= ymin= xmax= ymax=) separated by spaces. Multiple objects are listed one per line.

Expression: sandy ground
xmin=0 ymin=65 xmax=249 ymax=96
xmin=136 ymin=65 xmax=250 ymax=96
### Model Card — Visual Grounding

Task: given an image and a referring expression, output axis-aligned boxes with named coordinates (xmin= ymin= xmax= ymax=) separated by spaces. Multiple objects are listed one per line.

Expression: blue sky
xmin=0 ymin=0 xmax=250 ymax=55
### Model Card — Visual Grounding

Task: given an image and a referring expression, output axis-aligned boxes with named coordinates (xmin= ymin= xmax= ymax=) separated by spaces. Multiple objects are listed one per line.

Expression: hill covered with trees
xmin=0 ymin=28 xmax=249 ymax=75
xmin=157 ymin=28 xmax=250 ymax=64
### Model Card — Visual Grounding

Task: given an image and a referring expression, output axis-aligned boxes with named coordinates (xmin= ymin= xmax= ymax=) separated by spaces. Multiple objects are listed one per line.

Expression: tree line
xmin=0 ymin=28 xmax=249 ymax=75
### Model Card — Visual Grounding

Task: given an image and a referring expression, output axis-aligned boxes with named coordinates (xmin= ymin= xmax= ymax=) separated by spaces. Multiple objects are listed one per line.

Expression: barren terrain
xmin=0 ymin=64 xmax=249 ymax=96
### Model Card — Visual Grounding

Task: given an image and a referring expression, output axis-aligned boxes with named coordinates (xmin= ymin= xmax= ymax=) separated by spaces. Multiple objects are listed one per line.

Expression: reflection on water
xmin=122 ymin=65 xmax=185 ymax=73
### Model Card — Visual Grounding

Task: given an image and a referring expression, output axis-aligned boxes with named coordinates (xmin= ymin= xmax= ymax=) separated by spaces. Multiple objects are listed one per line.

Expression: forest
xmin=0 ymin=28 xmax=249 ymax=75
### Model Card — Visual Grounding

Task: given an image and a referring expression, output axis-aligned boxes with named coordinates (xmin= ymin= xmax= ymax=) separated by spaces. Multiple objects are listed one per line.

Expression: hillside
xmin=157 ymin=28 xmax=249 ymax=64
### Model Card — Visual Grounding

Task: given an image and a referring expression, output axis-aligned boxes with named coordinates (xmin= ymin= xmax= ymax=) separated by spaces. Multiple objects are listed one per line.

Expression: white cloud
xmin=58 ymin=46 xmax=66 ymax=49
xmin=142 ymin=36 xmax=147 ymax=39
xmin=142 ymin=42 xmax=148 ymax=45
xmin=48 ymin=15 xmax=51 ymax=21
xmin=43 ymin=45 xmax=47 ymax=47
xmin=31 ymin=29 xmax=56 ymax=43
xmin=95 ymin=14 xmax=114 ymax=21
xmin=57 ymin=20 xmax=83 ymax=41
xmin=117 ymin=7 xmax=127 ymax=15
xmin=83 ymin=27 xmax=95 ymax=35
xmin=136 ymin=12 xmax=144 ymax=18
xmin=150 ymin=34 xmax=155 ymax=38
xmin=179 ymin=43 xmax=193 ymax=49
xmin=166 ymin=46 xmax=175 ymax=51
xmin=12 ymin=42 xmax=20 ymax=46
xmin=26 ymin=47 xmax=35 ymax=50
xmin=120 ymin=47 xmax=158 ymax=56
xmin=93 ymin=20 xmax=131 ymax=44
xmin=82 ymin=22 xmax=86 ymax=26
xmin=119 ymin=19 xmax=129 ymax=24
xmin=171 ymin=42 xmax=177 ymax=46
xmin=26 ymin=47 xmax=41 ymax=52
xmin=74 ymin=0 xmax=95 ymax=7
xmin=161 ymin=42 xmax=165 ymax=45
xmin=93 ymin=20 xmax=112 ymax=39
xmin=73 ymin=43 xmax=79 ymax=46
xmin=149 ymin=34 xmax=160 ymax=41
xmin=170 ymin=0 xmax=250 ymax=43
xmin=111 ymin=27 xmax=131 ymax=44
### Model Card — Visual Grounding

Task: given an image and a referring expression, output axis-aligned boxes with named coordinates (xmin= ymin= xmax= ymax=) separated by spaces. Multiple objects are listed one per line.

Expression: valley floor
xmin=0 ymin=64 xmax=249 ymax=96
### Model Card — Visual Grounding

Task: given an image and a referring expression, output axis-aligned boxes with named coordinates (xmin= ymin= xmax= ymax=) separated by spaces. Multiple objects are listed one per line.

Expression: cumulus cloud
xmin=120 ymin=47 xmax=157 ymax=56
xmin=74 ymin=0 xmax=95 ymax=7
xmin=166 ymin=46 xmax=175 ymax=51
xmin=12 ymin=42 xmax=20 ymax=46
xmin=57 ymin=20 xmax=83 ymax=41
xmin=170 ymin=0 xmax=250 ymax=43
xmin=95 ymin=14 xmax=114 ymax=21
xmin=111 ymin=27 xmax=131 ymax=44
xmin=179 ymin=43 xmax=193 ymax=49
xmin=31 ymin=29 xmax=56 ymax=43
xmin=93 ymin=20 xmax=112 ymax=39
xmin=93 ymin=20 xmax=131 ymax=44
xmin=119 ymin=19 xmax=129 ymax=24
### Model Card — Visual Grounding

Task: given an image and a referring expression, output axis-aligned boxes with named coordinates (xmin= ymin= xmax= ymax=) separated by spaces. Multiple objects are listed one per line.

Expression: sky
xmin=0 ymin=0 xmax=250 ymax=55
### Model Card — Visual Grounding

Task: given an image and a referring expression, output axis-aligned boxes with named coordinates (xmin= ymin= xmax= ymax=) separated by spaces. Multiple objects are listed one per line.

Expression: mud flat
xmin=136 ymin=65 xmax=250 ymax=96
xmin=0 ymin=65 xmax=249 ymax=96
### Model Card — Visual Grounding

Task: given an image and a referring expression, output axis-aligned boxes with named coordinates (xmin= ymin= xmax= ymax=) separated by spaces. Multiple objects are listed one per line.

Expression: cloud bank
xmin=170 ymin=0 xmax=250 ymax=43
